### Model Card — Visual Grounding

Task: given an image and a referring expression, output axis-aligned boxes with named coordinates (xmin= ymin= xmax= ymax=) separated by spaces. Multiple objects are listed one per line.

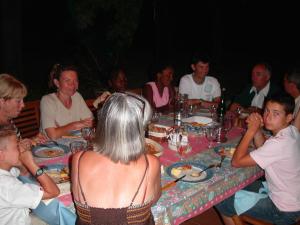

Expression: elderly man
xmin=230 ymin=62 xmax=280 ymax=113
xmin=179 ymin=53 xmax=221 ymax=108
xmin=283 ymin=68 xmax=300 ymax=117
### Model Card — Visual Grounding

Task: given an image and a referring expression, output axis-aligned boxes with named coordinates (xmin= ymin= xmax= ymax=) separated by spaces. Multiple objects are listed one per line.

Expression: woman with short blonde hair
xmin=0 ymin=74 xmax=27 ymax=100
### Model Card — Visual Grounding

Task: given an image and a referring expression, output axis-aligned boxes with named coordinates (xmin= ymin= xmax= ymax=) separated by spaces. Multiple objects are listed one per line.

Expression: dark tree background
xmin=1 ymin=0 xmax=300 ymax=100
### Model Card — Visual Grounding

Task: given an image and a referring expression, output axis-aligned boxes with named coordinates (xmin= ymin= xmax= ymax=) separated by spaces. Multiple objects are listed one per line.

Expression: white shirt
xmin=250 ymin=82 xmax=270 ymax=108
xmin=0 ymin=168 xmax=43 ymax=225
xmin=179 ymin=74 xmax=221 ymax=101
xmin=250 ymin=125 xmax=300 ymax=211
xmin=40 ymin=92 xmax=93 ymax=134
xmin=294 ymin=95 xmax=300 ymax=117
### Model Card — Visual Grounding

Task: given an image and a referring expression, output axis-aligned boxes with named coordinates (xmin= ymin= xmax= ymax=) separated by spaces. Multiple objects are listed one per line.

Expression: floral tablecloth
xmin=34 ymin=125 xmax=263 ymax=225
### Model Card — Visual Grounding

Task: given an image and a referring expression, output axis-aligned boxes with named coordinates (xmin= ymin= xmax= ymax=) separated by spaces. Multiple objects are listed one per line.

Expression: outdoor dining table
xmin=32 ymin=113 xmax=264 ymax=225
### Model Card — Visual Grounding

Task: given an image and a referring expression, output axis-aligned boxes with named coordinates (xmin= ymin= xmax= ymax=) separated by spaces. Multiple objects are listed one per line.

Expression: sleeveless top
xmin=147 ymin=82 xmax=170 ymax=108
xmin=74 ymin=152 xmax=155 ymax=225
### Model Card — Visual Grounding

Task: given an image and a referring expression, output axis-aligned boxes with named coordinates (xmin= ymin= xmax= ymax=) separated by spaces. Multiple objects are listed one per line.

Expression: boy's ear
xmin=286 ymin=113 xmax=293 ymax=124
xmin=191 ymin=64 xmax=196 ymax=71
xmin=53 ymin=79 xmax=60 ymax=88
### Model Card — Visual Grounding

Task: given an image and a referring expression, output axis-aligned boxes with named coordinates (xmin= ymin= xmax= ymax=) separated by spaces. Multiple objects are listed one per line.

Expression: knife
xmin=161 ymin=175 xmax=186 ymax=191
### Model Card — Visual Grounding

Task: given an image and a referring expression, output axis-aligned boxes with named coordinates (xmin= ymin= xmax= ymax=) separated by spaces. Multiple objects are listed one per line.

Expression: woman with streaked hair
xmin=72 ymin=92 xmax=161 ymax=225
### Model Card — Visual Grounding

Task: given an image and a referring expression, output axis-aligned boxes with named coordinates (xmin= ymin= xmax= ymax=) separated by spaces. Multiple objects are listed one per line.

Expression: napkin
xmin=234 ymin=181 xmax=268 ymax=215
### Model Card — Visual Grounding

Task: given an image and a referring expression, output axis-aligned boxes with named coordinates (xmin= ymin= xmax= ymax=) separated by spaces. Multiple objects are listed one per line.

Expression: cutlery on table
xmin=217 ymin=155 xmax=226 ymax=168
xmin=162 ymin=175 xmax=186 ymax=191
xmin=192 ymin=164 xmax=216 ymax=177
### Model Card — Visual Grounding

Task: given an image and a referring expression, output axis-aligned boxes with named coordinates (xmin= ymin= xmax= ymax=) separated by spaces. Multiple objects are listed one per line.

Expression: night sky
xmin=2 ymin=0 xmax=300 ymax=99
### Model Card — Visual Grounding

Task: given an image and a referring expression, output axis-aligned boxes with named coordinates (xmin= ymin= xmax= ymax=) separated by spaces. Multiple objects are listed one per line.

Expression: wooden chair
xmin=13 ymin=100 xmax=40 ymax=138
xmin=127 ymin=88 xmax=143 ymax=96
xmin=232 ymin=215 xmax=273 ymax=225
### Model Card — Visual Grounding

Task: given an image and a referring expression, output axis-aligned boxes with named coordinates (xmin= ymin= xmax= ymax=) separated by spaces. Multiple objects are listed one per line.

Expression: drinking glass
xmin=70 ymin=141 xmax=86 ymax=154
xmin=223 ymin=117 xmax=233 ymax=133
xmin=205 ymin=126 xmax=217 ymax=148
xmin=209 ymin=104 xmax=218 ymax=121
xmin=81 ymin=127 xmax=95 ymax=150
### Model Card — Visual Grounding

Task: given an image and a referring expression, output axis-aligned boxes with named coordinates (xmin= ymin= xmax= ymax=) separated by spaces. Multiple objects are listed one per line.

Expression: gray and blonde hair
xmin=94 ymin=92 xmax=152 ymax=163
xmin=0 ymin=74 xmax=27 ymax=99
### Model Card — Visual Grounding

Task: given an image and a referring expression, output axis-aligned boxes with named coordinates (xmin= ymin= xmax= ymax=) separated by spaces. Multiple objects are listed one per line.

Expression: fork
xmin=195 ymin=164 xmax=216 ymax=176
xmin=217 ymin=155 xmax=226 ymax=168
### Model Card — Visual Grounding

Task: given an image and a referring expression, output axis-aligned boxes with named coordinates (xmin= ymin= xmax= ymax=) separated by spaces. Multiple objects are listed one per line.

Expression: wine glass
xmin=70 ymin=141 xmax=86 ymax=154
xmin=223 ymin=117 xmax=233 ymax=133
xmin=205 ymin=126 xmax=217 ymax=148
xmin=81 ymin=127 xmax=94 ymax=150
xmin=209 ymin=104 xmax=217 ymax=121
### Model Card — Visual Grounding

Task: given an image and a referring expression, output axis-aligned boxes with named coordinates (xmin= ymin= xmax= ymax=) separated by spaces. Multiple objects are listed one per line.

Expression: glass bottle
xmin=218 ymin=88 xmax=226 ymax=124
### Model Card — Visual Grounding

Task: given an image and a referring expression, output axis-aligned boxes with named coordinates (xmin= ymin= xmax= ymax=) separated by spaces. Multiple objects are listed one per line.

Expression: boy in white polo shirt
xmin=179 ymin=53 xmax=221 ymax=108
xmin=0 ymin=128 xmax=59 ymax=225
xmin=216 ymin=94 xmax=300 ymax=225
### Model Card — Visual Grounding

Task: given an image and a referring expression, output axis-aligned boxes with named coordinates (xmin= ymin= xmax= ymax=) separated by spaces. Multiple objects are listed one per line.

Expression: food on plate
xmin=219 ymin=147 xmax=236 ymax=157
xmin=45 ymin=166 xmax=70 ymax=183
xmin=171 ymin=168 xmax=182 ymax=177
xmin=37 ymin=149 xmax=65 ymax=157
xmin=177 ymin=164 xmax=192 ymax=170
xmin=190 ymin=122 xmax=206 ymax=127
xmin=170 ymin=164 xmax=192 ymax=177
xmin=148 ymin=124 xmax=169 ymax=133
xmin=191 ymin=172 xmax=201 ymax=177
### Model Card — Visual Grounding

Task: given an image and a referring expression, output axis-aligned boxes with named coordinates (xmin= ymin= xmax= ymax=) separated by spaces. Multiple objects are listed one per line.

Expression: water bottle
xmin=218 ymin=88 xmax=226 ymax=124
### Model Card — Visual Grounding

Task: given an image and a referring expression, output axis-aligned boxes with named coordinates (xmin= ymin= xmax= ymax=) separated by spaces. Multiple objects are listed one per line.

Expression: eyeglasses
xmin=116 ymin=91 xmax=145 ymax=119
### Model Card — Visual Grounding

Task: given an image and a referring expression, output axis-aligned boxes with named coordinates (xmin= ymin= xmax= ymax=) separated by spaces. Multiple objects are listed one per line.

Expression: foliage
xmin=72 ymin=0 xmax=142 ymax=59
xmin=66 ymin=0 xmax=143 ymax=96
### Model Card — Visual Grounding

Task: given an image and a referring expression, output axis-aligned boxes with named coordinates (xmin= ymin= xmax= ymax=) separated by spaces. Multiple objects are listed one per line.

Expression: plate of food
xmin=148 ymin=124 xmax=172 ymax=138
xmin=166 ymin=162 xmax=214 ymax=183
xmin=32 ymin=143 xmax=70 ymax=158
xmin=182 ymin=116 xmax=212 ymax=126
xmin=43 ymin=164 xmax=70 ymax=184
xmin=214 ymin=144 xmax=237 ymax=158
xmin=145 ymin=138 xmax=163 ymax=157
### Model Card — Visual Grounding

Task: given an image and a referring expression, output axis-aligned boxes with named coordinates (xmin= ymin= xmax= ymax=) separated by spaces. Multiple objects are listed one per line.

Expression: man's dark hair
xmin=191 ymin=52 xmax=211 ymax=65
xmin=265 ymin=94 xmax=295 ymax=115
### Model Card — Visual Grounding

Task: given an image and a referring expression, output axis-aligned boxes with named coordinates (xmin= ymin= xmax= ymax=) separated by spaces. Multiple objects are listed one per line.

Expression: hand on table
xmin=31 ymin=133 xmax=48 ymax=146
xmin=71 ymin=118 xmax=93 ymax=131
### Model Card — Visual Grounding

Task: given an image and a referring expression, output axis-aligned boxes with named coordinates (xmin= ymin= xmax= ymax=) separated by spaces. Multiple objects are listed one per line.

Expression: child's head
xmin=263 ymin=94 xmax=294 ymax=134
xmin=190 ymin=53 xmax=210 ymax=79
xmin=0 ymin=128 xmax=19 ymax=170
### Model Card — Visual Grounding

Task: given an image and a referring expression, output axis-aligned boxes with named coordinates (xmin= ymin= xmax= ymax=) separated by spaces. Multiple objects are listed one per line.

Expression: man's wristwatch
xmin=34 ymin=168 xmax=44 ymax=178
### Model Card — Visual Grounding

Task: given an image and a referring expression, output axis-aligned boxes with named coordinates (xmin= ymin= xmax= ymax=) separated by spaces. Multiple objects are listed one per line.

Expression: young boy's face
xmin=0 ymin=135 xmax=20 ymax=168
xmin=263 ymin=101 xmax=293 ymax=134
xmin=191 ymin=61 xmax=209 ymax=79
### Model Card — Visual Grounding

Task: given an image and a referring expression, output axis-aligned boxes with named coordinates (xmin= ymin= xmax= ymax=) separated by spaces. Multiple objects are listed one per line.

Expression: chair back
xmin=13 ymin=100 xmax=40 ymax=138
xmin=232 ymin=215 xmax=273 ymax=225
